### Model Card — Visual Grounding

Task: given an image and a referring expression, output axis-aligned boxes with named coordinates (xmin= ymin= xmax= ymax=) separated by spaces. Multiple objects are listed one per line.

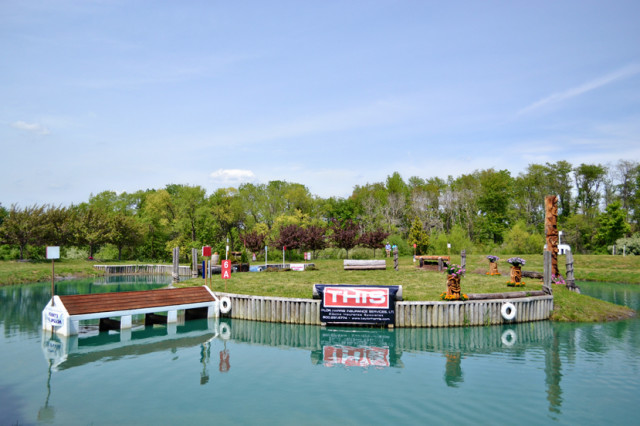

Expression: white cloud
xmin=11 ymin=121 xmax=50 ymax=135
xmin=518 ymin=64 xmax=640 ymax=115
xmin=210 ymin=169 xmax=256 ymax=186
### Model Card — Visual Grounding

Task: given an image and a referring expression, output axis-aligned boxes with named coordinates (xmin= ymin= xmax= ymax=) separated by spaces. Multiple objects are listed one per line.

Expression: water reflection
xmin=4 ymin=278 xmax=640 ymax=424
xmin=40 ymin=317 xmax=570 ymax=414
xmin=42 ymin=318 xmax=224 ymax=371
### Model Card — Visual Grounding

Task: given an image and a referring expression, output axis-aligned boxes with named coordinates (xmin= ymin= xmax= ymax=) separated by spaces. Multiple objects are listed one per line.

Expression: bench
xmin=343 ymin=259 xmax=387 ymax=270
xmin=415 ymin=255 xmax=450 ymax=271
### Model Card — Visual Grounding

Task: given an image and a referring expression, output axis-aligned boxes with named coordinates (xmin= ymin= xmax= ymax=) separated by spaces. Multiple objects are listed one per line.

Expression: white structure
xmin=43 ymin=286 xmax=220 ymax=336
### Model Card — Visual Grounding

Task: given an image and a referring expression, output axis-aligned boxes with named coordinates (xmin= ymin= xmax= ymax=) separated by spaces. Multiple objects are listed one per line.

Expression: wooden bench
xmin=415 ymin=255 xmax=450 ymax=271
xmin=343 ymin=259 xmax=387 ymax=270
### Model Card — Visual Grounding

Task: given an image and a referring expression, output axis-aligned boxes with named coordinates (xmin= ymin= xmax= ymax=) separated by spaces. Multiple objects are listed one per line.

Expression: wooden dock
xmin=43 ymin=286 xmax=220 ymax=336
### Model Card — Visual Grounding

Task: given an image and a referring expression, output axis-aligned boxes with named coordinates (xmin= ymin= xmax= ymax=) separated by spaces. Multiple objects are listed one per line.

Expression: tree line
xmin=1 ymin=159 xmax=639 ymax=261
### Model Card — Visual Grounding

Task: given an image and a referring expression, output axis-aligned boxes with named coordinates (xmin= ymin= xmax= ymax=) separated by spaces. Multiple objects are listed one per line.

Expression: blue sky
xmin=2 ymin=0 xmax=639 ymax=207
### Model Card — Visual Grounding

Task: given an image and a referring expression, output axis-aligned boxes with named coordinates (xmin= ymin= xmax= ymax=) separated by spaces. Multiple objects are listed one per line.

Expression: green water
xmin=1 ymin=278 xmax=639 ymax=425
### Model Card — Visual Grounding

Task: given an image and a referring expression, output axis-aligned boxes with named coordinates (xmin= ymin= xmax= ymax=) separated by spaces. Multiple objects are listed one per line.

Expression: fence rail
xmin=93 ymin=264 xmax=192 ymax=276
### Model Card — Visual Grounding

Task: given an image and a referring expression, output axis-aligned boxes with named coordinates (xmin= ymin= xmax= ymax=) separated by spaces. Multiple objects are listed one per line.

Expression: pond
xmin=1 ymin=278 xmax=639 ymax=425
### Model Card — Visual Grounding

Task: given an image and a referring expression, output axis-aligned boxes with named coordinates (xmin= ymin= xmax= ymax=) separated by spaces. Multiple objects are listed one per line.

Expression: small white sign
xmin=47 ymin=311 xmax=63 ymax=326
xmin=290 ymin=263 xmax=305 ymax=271
xmin=447 ymin=243 xmax=451 ymax=249
xmin=46 ymin=246 xmax=60 ymax=260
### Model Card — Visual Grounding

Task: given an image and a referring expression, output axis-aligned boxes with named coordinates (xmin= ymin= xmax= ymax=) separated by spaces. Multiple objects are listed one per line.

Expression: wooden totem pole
xmin=545 ymin=195 xmax=560 ymax=277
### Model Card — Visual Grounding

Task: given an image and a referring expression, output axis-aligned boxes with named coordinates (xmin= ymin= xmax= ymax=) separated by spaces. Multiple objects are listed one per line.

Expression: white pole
xmin=265 ymin=246 xmax=268 ymax=268
xmin=282 ymin=247 xmax=285 ymax=267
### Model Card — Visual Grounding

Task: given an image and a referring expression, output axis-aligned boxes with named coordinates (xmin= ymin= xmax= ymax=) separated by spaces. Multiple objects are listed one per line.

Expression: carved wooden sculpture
xmin=545 ymin=195 xmax=559 ymax=277
xmin=446 ymin=274 xmax=461 ymax=298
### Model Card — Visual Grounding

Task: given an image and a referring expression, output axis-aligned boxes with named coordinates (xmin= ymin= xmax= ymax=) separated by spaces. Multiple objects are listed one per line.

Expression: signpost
xmin=202 ymin=246 xmax=212 ymax=289
xmin=221 ymin=259 xmax=231 ymax=291
xmin=46 ymin=247 xmax=60 ymax=306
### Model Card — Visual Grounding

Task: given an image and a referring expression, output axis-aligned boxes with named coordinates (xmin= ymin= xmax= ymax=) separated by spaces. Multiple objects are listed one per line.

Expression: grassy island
xmin=1 ymin=254 xmax=637 ymax=322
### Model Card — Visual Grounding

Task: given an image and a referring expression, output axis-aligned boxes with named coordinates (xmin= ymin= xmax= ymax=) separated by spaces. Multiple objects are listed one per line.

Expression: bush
xmin=613 ymin=234 xmax=640 ymax=255
xmin=386 ymin=234 xmax=411 ymax=256
xmin=0 ymin=245 xmax=19 ymax=260
xmin=501 ymin=221 xmax=544 ymax=254
xmin=429 ymin=225 xmax=473 ymax=255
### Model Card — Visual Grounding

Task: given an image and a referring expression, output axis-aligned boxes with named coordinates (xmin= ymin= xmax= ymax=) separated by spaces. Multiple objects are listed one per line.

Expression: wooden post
xmin=393 ymin=247 xmax=399 ymax=271
xmin=543 ymin=250 xmax=552 ymax=294
xmin=565 ymin=251 xmax=580 ymax=293
xmin=172 ymin=247 xmax=180 ymax=284
xmin=51 ymin=259 xmax=55 ymax=306
xmin=191 ymin=248 xmax=198 ymax=278
xmin=438 ymin=257 xmax=443 ymax=272
xmin=545 ymin=195 xmax=559 ymax=277
xmin=460 ymin=250 xmax=466 ymax=270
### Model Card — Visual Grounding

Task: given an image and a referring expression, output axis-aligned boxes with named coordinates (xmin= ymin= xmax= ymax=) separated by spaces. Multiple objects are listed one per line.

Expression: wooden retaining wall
xmin=220 ymin=293 xmax=322 ymax=325
xmin=394 ymin=295 xmax=553 ymax=327
xmin=217 ymin=293 xmax=553 ymax=327
xmin=93 ymin=264 xmax=192 ymax=276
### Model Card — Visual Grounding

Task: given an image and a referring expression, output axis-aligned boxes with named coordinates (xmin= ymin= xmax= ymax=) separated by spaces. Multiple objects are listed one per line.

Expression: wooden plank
xmin=467 ymin=290 xmax=546 ymax=300
xmin=59 ymin=287 xmax=214 ymax=315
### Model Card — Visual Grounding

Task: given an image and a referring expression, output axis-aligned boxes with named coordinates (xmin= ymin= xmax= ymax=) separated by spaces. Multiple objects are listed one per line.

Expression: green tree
xmin=210 ymin=187 xmax=244 ymax=250
xmin=107 ymin=212 xmax=144 ymax=260
xmin=167 ymin=184 xmax=209 ymax=243
xmin=574 ymin=163 xmax=607 ymax=217
xmin=502 ymin=221 xmax=544 ymax=254
xmin=595 ymin=201 xmax=631 ymax=248
xmin=0 ymin=203 xmax=7 ymax=226
xmin=72 ymin=204 xmax=110 ymax=259
xmin=563 ymin=213 xmax=597 ymax=254
xmin=138 ymin=189 xmax=173 ymax=261
xmin=476 ymin=169 xmax=512 ymax=244
xmin=407 ymin=217 xmax=430 ymax=255
xmin=0 ymin=204 xmax=47 ymax=259
xmin=42 ymin=205 xmax=74 ymax=246
xmin=545 ymin=160 xmax=574 ymax=220
xmin=513 ymin=164 xmax=548 ymax=230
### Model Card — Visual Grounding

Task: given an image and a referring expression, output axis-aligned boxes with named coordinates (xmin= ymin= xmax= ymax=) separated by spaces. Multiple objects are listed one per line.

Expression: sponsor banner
xmin=290 ymin=263 xmax=305 ymax=271
xmin=314 ymin=285 xmax=400 ymax=325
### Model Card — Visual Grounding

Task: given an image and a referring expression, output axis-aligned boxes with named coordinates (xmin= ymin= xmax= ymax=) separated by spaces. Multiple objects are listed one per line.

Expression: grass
xmin=550 ymin=285 xmax=635 ymax=322
xmin=0 ymin=259 xmax=102 ymax=284
xmin=180 ymin=257 xmax=545 ymax=300
xmin=1 ymin=254 xmax=636 ymax=322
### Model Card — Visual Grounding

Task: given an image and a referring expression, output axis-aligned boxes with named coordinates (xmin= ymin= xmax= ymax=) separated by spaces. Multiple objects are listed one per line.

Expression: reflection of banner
xmin=314 ymin=285 xmax=400 ymax=325
xmin=323 ymin=345 xmax=389 ymax=367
